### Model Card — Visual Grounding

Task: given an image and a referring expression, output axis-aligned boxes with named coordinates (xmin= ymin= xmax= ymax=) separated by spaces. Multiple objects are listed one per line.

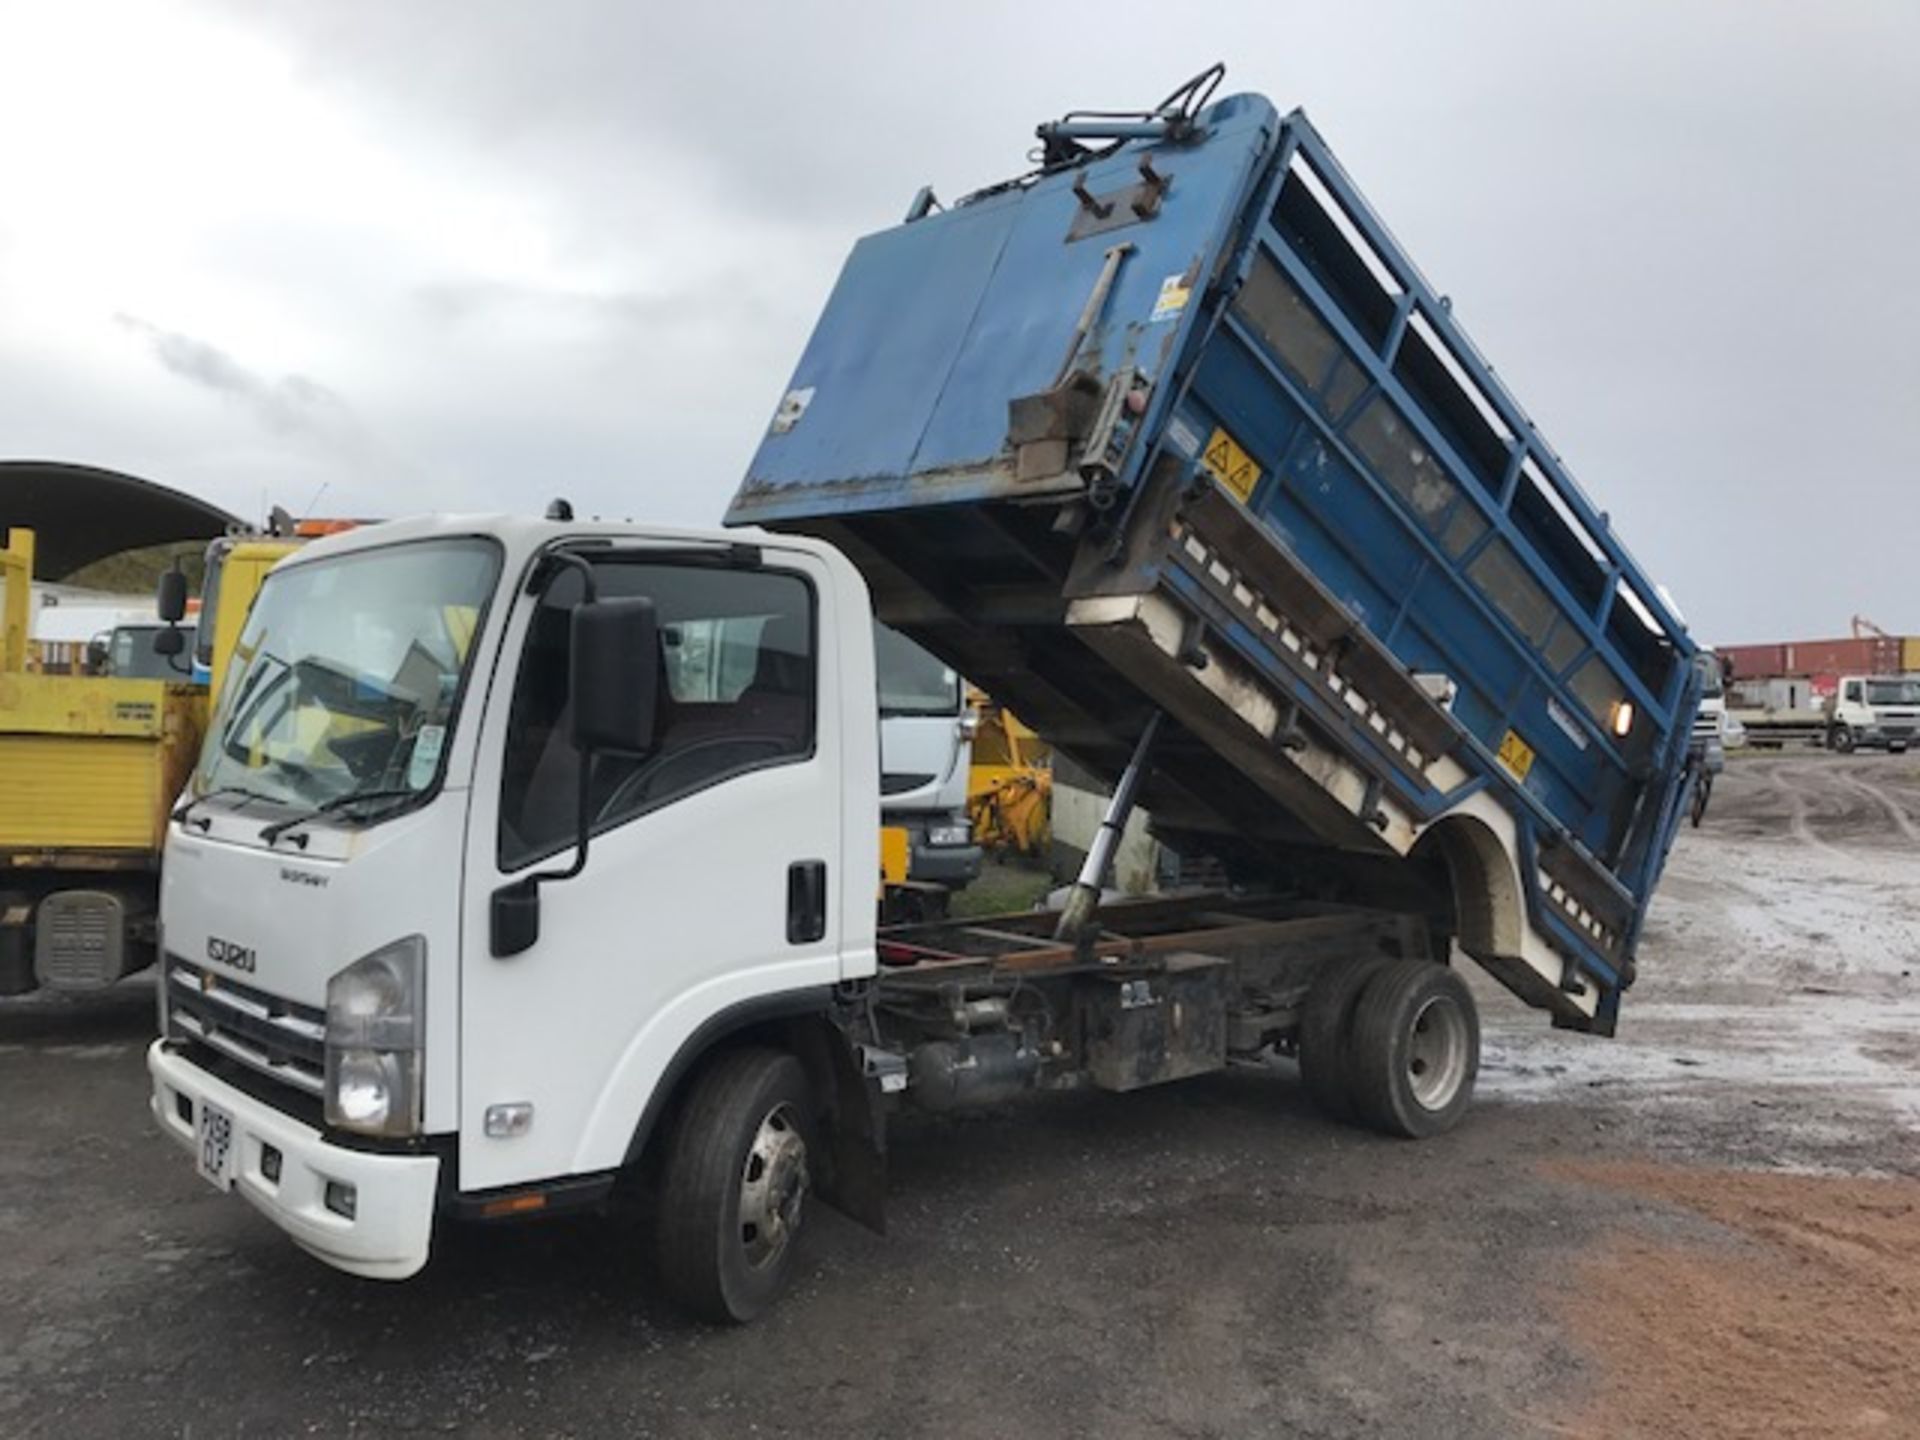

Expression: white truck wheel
xmin=654 ymin=1047 xmax=816 ymax=1324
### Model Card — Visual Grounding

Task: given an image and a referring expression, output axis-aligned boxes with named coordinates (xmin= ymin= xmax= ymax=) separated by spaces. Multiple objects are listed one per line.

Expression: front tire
xmin=655 ymin=1048 xmax=816 ymax=1324
xmin=1830 ymin=725 xmax=1855 ymax=753
xmin=1346 ymin=961 xmax=1479 ymax=1138
xmin=1690 ymin=770 xmax=1714 ymax=828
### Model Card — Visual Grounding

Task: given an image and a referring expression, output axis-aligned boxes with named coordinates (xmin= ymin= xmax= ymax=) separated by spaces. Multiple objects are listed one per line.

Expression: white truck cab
xmin=1827 ymin=675 xmax=1919 ymax=753
xmin=150 ymin=515 xmax=880 ymax=1311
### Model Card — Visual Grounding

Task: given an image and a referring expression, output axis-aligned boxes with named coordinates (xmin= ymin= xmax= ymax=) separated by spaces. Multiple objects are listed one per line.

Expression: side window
xmin=497 ymin=560 xmax=816 ymax=870
xmin=1844 ymin=681 xmax=1862 ymax=704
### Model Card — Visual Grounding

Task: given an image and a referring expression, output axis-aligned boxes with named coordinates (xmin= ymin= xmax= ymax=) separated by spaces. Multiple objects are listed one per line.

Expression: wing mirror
xmin=569 ymin=597 xmax=660 ymax=756
xmin=154 ymin=564 xmax=193 ymax=674
xmin=156 ymin=566 xmax=188 ymax=623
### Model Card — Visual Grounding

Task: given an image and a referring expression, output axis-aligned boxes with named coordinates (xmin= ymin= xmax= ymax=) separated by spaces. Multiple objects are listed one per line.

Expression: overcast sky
xmin=2 ymin=1 xmax=1914 ymax=643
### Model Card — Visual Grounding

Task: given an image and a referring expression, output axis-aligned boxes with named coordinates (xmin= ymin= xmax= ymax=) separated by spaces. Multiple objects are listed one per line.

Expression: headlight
xmin=927 ymin=822 xmax=971 ymax=847
xmin=325 ymin=937 xmax=425 ymax=1138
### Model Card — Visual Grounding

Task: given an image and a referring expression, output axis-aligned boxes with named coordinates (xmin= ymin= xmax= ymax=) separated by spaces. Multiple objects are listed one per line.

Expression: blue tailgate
xmin=735 ymin=96 xmax=1279 ymax=518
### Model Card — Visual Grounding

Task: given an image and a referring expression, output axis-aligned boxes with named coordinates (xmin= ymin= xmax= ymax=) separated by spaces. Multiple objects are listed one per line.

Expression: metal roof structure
xmin=0 ymin=460 xmax=240 ymax=579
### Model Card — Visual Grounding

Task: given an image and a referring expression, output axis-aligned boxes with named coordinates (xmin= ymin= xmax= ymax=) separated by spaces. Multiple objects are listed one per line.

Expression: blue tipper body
xmin=729 ymin=90 xmax=1703 ymax=1034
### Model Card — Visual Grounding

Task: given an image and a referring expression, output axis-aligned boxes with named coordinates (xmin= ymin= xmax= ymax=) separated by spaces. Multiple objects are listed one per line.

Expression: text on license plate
xmin=196 ymin=1101 xmax=235 ymax=1191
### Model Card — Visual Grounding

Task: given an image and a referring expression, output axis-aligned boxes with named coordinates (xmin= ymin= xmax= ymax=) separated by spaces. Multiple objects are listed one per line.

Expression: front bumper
xmin=148 ymin=1040 xmax=439 ymax=1280
xmin=910 ymin=840 xmax=984 ymax=888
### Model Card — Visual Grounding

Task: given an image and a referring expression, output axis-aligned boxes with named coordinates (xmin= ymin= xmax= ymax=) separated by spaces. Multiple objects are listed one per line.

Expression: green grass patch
xmin=950 ymin=858 xmax=1054 ymax=919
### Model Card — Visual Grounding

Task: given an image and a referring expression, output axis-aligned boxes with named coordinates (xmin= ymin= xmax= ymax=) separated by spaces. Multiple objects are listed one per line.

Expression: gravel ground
xmin=1 ymin=753 xmax=1915 ymax=1438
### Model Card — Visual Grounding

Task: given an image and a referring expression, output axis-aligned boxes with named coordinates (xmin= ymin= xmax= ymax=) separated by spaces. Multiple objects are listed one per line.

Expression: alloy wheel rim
xmin=738 ymin=1102 xmax=808 ymax=1270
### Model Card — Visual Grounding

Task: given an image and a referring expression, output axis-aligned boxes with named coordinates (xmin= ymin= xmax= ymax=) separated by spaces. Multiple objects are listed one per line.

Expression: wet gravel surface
xmin=2 ymin=753 xmax=1915 ymax=1438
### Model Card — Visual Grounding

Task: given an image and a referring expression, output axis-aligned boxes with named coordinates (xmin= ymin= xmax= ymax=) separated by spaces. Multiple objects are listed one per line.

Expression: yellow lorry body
xmin=0 ymin=674 xmax=204 ymax=858
xmin=1 ymin=528 xmax=211 ymax=992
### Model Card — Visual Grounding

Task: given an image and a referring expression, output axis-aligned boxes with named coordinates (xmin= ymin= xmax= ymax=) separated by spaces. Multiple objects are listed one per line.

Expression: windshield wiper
xmin=172 ymin=785 xmax=277 ymax=828
xmin=258 ymin=787 xmax=424 ymax=846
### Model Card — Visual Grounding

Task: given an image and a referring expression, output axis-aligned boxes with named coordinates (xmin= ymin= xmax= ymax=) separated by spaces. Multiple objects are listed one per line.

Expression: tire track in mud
xmin=1834 ymin=769 xmax=1920 ymax=844
xmin=1767 ymin=762 xmax=1852 ymax=860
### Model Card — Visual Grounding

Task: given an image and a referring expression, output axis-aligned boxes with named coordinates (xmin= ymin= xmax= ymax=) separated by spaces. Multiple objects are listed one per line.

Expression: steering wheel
xmin=596 ymin=734 xmax=792 ymax=821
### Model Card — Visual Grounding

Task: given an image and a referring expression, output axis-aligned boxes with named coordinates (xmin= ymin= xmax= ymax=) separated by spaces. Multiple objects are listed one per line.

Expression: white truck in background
xmin=875 ymin=623 xmax=980 ymax=915
xmin=1732 ymin=673 xmax=1918 ymax=752
xmin=1825 ymin=675 xmax=1918 ymax=753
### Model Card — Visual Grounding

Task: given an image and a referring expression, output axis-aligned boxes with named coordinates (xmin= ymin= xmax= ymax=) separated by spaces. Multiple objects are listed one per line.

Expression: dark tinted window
xmin=498 ymin=560 xmax=814 ymax=870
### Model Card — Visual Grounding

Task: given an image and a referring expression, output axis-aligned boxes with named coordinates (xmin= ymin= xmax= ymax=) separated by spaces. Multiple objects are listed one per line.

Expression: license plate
xmin=196 ymin=1101 xmax=235 ymax=1192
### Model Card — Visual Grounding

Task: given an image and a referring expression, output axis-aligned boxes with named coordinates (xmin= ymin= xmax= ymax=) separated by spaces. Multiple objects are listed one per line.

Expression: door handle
xmin=787 ymin=860 xmax=827 ymax=944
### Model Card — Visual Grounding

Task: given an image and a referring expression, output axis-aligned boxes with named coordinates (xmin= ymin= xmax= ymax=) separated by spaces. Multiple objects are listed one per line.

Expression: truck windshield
xmin=193 ymin=538 xmax=500 ymax=811
xmin=1865 ymin=679 xmax=1920 ymax=706
xmin=875 ymin=623 xmax=960 ymax=716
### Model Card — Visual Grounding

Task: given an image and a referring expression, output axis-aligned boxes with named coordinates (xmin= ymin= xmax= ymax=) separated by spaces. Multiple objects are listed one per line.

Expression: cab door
xmin=458 ymin=547 xmax=849 ymax=1193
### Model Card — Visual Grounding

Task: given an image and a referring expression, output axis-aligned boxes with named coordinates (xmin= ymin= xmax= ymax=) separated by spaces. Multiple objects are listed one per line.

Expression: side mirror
xmin=86 ymin=638 xmax=110 ymax=673
xmin=569 ymin=597 xmax=659 ymax=755
xmin=153 ymin=627 xmax=186 ymax=658
xmin=156 ymin=567 xmax=189 ymax=624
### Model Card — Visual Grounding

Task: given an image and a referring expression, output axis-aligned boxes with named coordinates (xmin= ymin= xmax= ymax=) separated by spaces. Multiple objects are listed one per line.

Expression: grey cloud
xmin=2 ymin=2 xmax=1913 ymax=638
xmin=113 ymin=314 xmax=367 ymax=453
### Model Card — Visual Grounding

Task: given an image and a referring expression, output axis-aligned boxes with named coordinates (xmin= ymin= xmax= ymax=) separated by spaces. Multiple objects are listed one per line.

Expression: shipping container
xmin=1783 ymin=637 xmax=1903 ymax=676
xmin=1719 ymin=636 xmax=1905 ymax=681
xmin=1905 ymin=636 xmax=1920 ymax=674
xmin=1717 ymin=643 xmax=1788 ymax=681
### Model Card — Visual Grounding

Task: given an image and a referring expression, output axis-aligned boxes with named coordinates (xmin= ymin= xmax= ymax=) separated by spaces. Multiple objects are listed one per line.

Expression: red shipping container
xmin=1782 ymin=637 xmax=1903 ymax=676
xmin=1717 ymin=642 xmax=1788 ymax=680
xmin=1719 ymin=636 xmax=1904 ymax=680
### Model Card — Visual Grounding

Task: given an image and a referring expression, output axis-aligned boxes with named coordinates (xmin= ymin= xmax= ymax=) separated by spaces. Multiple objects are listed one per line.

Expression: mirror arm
xmin=539 ymin=550 xmax=597 ymax=604
xmin=551 ymin=751 xmax=593 ymax=882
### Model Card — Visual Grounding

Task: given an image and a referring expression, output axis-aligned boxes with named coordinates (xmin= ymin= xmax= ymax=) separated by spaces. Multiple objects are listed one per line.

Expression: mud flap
xmin=787 ymin=1021 xmax=889 ymax=1235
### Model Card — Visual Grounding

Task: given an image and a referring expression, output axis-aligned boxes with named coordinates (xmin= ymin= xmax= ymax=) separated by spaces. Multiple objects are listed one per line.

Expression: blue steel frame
xmin=1111 ymin=105 xmax=1700 ymax=997
xmin=734 ymin=90 xmax=1703 ymax=1019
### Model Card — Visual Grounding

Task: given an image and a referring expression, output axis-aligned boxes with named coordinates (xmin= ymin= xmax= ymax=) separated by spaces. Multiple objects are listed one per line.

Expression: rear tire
xmin=1297 ymin=956 xmax=1395 ymax=1124
xmin=655 ymin=1047 xmax=816 ymax=1324
xmin=1346 ymin=961 xmax=1479 ymax=1139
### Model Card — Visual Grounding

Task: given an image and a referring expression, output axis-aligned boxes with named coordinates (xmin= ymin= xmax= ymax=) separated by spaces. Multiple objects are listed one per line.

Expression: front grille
xmin=35 ymin=891 xmax=130 ymax=990
xmin=165 ymin=954 xmax=326 ymax=1098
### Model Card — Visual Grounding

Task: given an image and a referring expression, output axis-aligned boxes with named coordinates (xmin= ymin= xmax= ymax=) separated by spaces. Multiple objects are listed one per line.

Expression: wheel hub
xmin=738 ymin=1102 xmax=808 ymax=1270
xmin=1406 ymin=994 xmax=1471 ymax=1111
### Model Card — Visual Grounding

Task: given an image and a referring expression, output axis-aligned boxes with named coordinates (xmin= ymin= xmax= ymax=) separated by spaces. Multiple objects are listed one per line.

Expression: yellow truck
xmin=0 ymin=523 xmax=317 ymax=995
xmin=1 ymin=528 xmax=208 ymax=994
